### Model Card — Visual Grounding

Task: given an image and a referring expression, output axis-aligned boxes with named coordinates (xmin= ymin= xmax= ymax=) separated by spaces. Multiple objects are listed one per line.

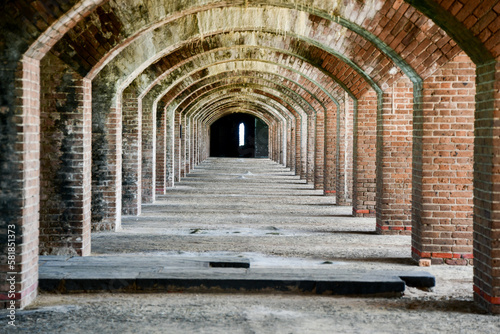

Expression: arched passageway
xmin=0 ymin=0 xmax=499 ymax=315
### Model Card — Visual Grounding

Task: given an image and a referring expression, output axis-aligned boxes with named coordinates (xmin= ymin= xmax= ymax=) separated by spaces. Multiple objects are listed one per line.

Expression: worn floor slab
xmin=39 ymin=255 xmax=434 ymax=296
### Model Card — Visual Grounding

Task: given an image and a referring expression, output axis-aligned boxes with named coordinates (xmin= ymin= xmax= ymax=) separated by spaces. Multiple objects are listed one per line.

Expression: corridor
xmin=2 ymin=0 xmax=500 ymax=318
xmin=7 ymin=158 xmax=491 ymax=333
xmin=92 ymin=158 xmax=403 ymax=261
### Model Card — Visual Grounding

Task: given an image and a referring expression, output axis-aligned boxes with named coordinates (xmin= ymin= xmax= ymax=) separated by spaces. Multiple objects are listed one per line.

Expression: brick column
xmin=299 ymin=116 xmax=307 ymax=178
xmin=182 ymin=115 xmax=190 ymax=175
xmin=91 ymin=81 xmax=122 ymax=231
xmin=473 ymin=60 xmax=500 ymax=313
xmin=174 ymin=110 xmax=182 ymax=181
xmin=0 ymin=56 xmax=40 ymax=308
xmin=306 ymin=113 xmax=316 ymax=184
xmin=277 ymin=123 xmax=282 ymax=163
xmin=141 ymin=96 xmax=156 ymax=203
xmin=315 ymin=108 xmax=326 ymax=190
xmin=156 ymin=102 xmax=167 ymax=194
xmin=39 ymin=53 xmax=91 ymax=255
xmin=122 ymin=86 xmax=142 ymax=216
xmin=180 ymin=113 xmax=187 ymax=178
xmin=376 ymin=76 xmax=413 ymax=234
xmin=352 ymin=89 xmax=377 ymax=217
xmin=336 ymin=95 xmax=354 ymax=206
xmin=191 ymin=118 xmax=197 ymax=169
xmin=286 ymin=119 xmax=294 ymax=170
xmin=324 ymin=103 xmax=338 ymax=196
xmin=268 ymin=122 xmax=274 ymax=161
xmin=166 ymin=108 xmax=175 ymax=187
xmin=412 ymin=53 xmax=475 ymax=265
xmin=291 ymin=118 xmax=299 ymax=174
xmin=294 ymin=118 xmax=302 ymax=177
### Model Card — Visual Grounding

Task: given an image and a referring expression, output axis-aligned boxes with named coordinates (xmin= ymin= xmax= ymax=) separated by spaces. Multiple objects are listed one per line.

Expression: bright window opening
xmin=239 ymin=123 xmax=245 ymax=146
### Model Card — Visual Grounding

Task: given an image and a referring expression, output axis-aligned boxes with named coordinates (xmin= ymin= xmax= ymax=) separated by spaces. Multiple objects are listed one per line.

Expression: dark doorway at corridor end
xmin=210 ymin=113 xmax=269 ymax=158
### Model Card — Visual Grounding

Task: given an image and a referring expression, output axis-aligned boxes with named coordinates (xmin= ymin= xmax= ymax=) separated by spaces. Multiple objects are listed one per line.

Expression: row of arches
xmin=0 ymin=0 xmax=499 ymax=313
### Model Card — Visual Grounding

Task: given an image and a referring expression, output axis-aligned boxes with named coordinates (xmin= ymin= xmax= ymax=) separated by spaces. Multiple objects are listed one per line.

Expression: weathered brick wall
xmin=412 ymin=53 xmax=475 ymax=265
xmin=352 ymin=90 xmax=377 ymax=217
xmin=39 ymin=53 xmax=92 ymax=255
xmin=376 ymin=75 xmax=413 ymax=234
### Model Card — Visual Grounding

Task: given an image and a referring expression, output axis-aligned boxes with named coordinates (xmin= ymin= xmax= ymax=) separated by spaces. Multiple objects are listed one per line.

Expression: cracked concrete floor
xmin=3 ymin=158 xmax=499 ymax=333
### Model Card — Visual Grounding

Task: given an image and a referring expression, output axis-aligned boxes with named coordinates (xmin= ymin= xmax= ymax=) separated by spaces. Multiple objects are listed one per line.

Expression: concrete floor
xmin=3 ymin=158 xmax=499 ymax=333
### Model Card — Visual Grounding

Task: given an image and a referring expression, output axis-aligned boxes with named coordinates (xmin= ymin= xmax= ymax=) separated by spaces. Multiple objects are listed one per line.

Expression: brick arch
xmin=147 ymin=71 xmax=309 ymax=199
xmin=173 ymin=72 xmax=326 ymax=116
xmin=46 ymin=0 xmax=450 ymax=87
xmin=77 ymin=8 xmax=398 ymax=227
xmin=123 ymin=29 xmax=378 ymax=100
xmin=91 ymin=16 xmax=383 ymax=230
xmin=176 ymin=76 xmax=308 ymax=129
xmin=162 ymin=68 xmax=334 ymax=115
xmin=169 ymin=71 xmax=325 ymax=172
xmin=134 ymin=38 xmax=354 ymax=103
xmin=180 ymin=99 xmax=283 ymax=175
xmin=138 ymin=44 xmax=348 ymax=133
xmin=155 ymin=90 xmax=292 ymax=188
xmin=175 ymin=81 xmax=316 ymax=180
xmin=133 ymin=53 xmax=344 ymax=202
xmin=2 ymin=0 xmax=499 ymax=313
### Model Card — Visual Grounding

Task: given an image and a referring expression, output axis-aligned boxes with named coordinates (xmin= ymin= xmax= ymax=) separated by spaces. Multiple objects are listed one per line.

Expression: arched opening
xmin=210 ymin=113 xmax=268 ymax=158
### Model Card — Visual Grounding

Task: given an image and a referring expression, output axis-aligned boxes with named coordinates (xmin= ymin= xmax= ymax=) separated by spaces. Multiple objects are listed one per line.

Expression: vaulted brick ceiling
xmin=2 ymin=0 xmax=497 ymax=126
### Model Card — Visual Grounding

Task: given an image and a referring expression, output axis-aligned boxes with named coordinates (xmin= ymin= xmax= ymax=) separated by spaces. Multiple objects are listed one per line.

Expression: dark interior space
xmin=210 ymin=113 xmax=268 ymax=157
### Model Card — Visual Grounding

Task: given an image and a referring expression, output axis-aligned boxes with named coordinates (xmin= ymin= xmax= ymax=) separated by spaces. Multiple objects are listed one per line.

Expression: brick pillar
xmin=473 ymin=60 xmax=500 ymax=313
xmin=278 ymin=122 xmax=283 ymax=163
xmin=269 ymin=122 xmax=274 ymax=161
xmin=183 ymin=115 xmax=190 ymax=175
xmin=175 ymin=110 xmax=181 ymax=181
xmin=166 ymin=108 xmax=175 ymax=187
xmin=39 ymin=53 xmax=91 ymax=255
xmin=300 ymin=116 xmax=308 ymax=179
xmin=141 ymin=96 xmax=156 ymax=203
xmin=156 ymin=102 xmax=167 ymax=194
xmin=376 ymin=76 xmax=413 ymax=234
xmin=0 ymin=56 xmax=40 ymax=308
xmin=292 ymin=118 xmax=299 ymax=174
xmin=352 ymin=89 xmax=378 ymax=217
xmin=324 ymin=103 xmax=338 ymax=196
xmin=276 ymin=123 xmax=281 ymax=163
xmin=121 ymin=86 xmax=142 ymax=216
xmin=202 ymin=122 xmax=209 ymax=162
xmin=336 ymin=95 xmax=354 ymax=206
xmin=180 ymin=113 xmax=187 ymax=178
xmin=191 ymin=118 xmax=197 ymax=169
xmin=294 ymin=118 xmax=302 ymax=177
xmin=306 ymin=114 xmax=316 ymax=184
xmin=315 ymin=108 xmax=325 ymax=190
xmin=91 ymin=81 xmax=122 ymax=231
xmin=287 ymin=123 xmax=293 ymax=169
xmin=412 ymin=53 xmax=475 ymax=265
